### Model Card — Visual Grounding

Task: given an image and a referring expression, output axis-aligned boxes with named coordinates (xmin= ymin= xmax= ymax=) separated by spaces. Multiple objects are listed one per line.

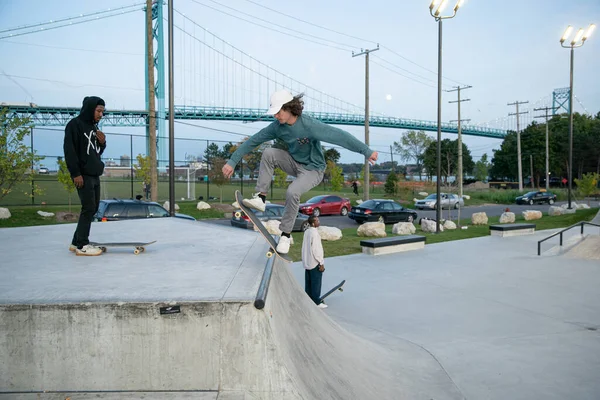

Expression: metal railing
xmin=537 ymin=221 xmax=600 ymax=255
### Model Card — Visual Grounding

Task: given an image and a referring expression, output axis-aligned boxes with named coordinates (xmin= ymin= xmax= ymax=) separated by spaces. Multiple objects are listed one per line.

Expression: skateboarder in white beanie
xmin=222 ymin=90 xmax=378 ymax=254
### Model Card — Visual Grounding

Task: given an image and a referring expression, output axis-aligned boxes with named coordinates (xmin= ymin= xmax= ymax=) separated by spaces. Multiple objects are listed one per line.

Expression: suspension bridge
xmin=0 ymin=0 xmax=580 ymax=162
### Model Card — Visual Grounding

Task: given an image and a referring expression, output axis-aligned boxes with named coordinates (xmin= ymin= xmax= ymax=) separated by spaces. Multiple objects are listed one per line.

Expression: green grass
xmin=286 ymin=207 xmax=599 ymax=262
xmin=0 ymin=205 xmax=78 ymax=228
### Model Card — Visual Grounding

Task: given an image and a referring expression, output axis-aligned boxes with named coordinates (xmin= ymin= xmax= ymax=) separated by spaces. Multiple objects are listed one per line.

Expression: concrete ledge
xmin=490 ymin=223 xmax=536 ymax=237
xmin=360 ymin=235 xmax=425 ymax=255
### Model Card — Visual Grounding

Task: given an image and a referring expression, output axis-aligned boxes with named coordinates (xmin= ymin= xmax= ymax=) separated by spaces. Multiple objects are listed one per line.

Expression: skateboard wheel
xmin=134 ymin=249 xmax=140 ymax=255
xmin=101 ymin=247 xmax=107 ymax=252
xmin=235 ymin=211 xmax=241 ymax=218
xmin=339 ymin=288 xmax=344 ymax=292
xmin=266 ymin=251 xmax=273 ymax=258
xmin=141 ymin=247 xmax=145 ymax=253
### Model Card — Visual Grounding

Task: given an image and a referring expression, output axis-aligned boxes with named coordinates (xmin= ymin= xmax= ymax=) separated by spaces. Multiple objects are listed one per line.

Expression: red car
xmin=298 ymin=195 xmax=352 ymax=217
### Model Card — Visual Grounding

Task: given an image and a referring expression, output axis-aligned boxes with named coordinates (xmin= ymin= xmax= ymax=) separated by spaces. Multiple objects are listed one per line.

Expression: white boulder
xmin=255 ymin=220 xmax=294 ymax=244
xmin=443 ymin=220 xmax=457 ymax=230
xmin=577 ymin=203 xmax=590 ymax=209
xmin=421 ymin=219 xmax=443 ymax=233
xmin=392 ymin=222 xmax=416 ymax=235
xmin=462 ymin=195 xmax=471 ymax=200
xmin=37 ymin=211 xmax=55 ymax=217
xmin=562 ymin=207 xmax=577 ymax=214
xmin=317 ymin=226 xmax=343 ymax=241
xmin=522 ymin=210 xmax=542 ymax=221
xmin=418 ymin=192 xmax=429 ymax=197
xmin=356 ymin=199 xmax=363 ymax=205
xmin=0 ymin=207 xmax=11 ymax=219
xmin=357 ymin=222 xmax=386 ymax=238
xmin=548 ymin=206 xmax=564 ymax=216
xmin=499 ymin=212 xmax=516 ymax=223
xmin=196 ymin=201 xmax=211 ymax=210
xmin=163 ymin=201 xmax=180 ymax=211
xmin=471 ymin=212 xmax=488 ymax=225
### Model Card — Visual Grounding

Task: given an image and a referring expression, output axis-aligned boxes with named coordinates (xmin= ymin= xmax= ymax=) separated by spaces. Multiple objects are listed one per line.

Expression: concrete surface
xmin=291 ymin=215 xmax=600 ymax=400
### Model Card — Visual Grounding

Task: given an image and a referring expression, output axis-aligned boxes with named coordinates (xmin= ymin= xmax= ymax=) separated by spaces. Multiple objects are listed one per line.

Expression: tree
xmin=422 ymin=139 xmax=474 ymax=183
xmin=274 ymin=167 xmax=288 ymax=188
xmin=574 ymin=172 xmax=599 ymax=205
xmin=393 ymin=130 xmax=434 ymax=180
xmin=204 ymin=143 xmax=222 ymax=162
xmin=230 ymin=137 xmax=266 ymax=180
xmin=384 ymin=170 xmax=399 ymax=196
xmin=0 ymin=109 xmax=43 ymax=201
xmin=134 ymin=154 xmax=152 ymax=187
xmin=323 ymin=148 xmax=341 ymax=165
xmin=208 ymin=157 xmax=228 ymax=203
xmin=57 ymin=159 xmax=76 ymax=211
xmin=473 ymin=153 xmax=491 ymax=182
xmin=327 ymin=160 xmax=344 ymax=191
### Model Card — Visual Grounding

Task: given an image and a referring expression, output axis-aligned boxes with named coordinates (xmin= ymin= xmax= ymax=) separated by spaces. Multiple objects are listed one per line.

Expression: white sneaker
xmin=317 ymin=303 xmax=328 ymax=309
xmin=242 ymin=193 xmax=266 ymax=212
xmin=276 ymin=235 xmax=291 ymax=254
xmin=69 ymin=244 xmax=77 ymax=252
xmin=76 ymin=244 xmax=102 ymax=256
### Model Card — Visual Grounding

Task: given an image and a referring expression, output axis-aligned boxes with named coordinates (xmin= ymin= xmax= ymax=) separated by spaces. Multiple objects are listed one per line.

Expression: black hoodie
xmin=63 ymin=96 xmax=107 ymax=178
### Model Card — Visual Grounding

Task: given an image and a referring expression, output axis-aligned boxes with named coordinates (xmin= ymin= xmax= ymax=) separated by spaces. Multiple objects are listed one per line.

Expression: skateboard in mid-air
xmin=319 ymin=280 xmax=346 ymax=303
xmin=234 ymin=191 xmax=292 ymax=263
xmin=89 ymin=240 xmax=157 ymax=255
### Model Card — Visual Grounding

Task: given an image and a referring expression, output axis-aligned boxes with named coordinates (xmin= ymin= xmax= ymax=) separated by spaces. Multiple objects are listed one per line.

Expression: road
xmin=199 ymin=201 xmax=597 ymax=231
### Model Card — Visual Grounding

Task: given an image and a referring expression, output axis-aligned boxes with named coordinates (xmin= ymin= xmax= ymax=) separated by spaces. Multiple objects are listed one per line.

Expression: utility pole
xmin=167 ymin=0 xmax=175 ymax=215
xmin=448 ymin=85 xmax=471 ymax=226
xmin=146 ymin=0 xmax=158 ymax=201
xmin=534 ymin=106 xmax=557 ymax=191
xmin=508 ymin=100 xmax=529 ymax=191
xmin=353 ymin=44 xmax=379 ymax=201
xmin=389 ymin=145 xmax=395 ymax=173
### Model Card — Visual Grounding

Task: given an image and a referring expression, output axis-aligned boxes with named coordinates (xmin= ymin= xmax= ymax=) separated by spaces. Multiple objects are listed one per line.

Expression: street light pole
xmin=429 ymin=0 xmax=465 ymax=233
xmin=560 ymin=23 xmax=595 ymax=209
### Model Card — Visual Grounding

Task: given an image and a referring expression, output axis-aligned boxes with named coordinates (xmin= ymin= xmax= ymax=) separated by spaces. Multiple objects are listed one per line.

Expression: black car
xmin=231 ymin=203 xmax=310 ymax=232
xmin=348 ymin=199 xmax=418 ymax=224
xmin=94 ymin=199 xmax=196 ymax=222
xmin=515 ymin=191 xmax=557 ymax=205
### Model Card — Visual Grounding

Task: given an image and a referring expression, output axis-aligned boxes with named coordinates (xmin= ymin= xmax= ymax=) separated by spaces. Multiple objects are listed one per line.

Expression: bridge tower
xmin=145 ymin=0 xmax=167 ymax=167
xmin=552 ymin=87 xmax=570 ymax=115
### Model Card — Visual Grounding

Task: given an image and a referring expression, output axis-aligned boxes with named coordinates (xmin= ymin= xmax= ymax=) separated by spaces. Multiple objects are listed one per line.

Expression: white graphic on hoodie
xmin=83 ymin=130 xmax=100 ymax=155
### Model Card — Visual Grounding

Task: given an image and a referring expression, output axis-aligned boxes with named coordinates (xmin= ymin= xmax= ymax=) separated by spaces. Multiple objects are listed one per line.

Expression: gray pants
xmin=256 ymin=148 xmax=324 ymax=234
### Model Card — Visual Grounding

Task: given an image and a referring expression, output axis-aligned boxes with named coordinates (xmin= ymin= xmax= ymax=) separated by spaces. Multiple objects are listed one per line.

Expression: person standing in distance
xmin=222 ymin=90 xmax=378 ymax=254
xmin=64 ymin=96 xmax=107 ymax=256
xmin=302 ymin=215 xmax=327 ymax=308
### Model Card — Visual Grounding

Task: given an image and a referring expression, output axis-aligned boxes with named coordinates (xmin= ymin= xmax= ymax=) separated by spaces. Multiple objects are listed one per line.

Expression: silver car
xmin=414 ymin=193 xmax=464 ymax=210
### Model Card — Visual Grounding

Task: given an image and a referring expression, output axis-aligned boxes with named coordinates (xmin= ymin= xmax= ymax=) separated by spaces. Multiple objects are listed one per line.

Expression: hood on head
xmin=79 ymin=96 xmax=105 ymax=123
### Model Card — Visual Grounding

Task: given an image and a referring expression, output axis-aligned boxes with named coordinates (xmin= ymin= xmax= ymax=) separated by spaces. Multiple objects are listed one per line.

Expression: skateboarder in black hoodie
xmin=64 ymin=96 xmax=107 ymax=256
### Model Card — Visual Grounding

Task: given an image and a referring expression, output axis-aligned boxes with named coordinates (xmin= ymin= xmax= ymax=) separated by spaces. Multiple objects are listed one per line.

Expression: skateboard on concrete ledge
xmin=89 ymin=241 xmax=157 ymax=255
xmin=319 ymin=280 xmax=346 ymax=303
xmin=234 ymin=191 xmax=292 ymax=263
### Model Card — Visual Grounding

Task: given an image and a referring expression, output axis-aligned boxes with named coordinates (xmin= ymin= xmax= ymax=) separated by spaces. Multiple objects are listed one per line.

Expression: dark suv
xmin=94 ymin=199 xmax=195 ymax=222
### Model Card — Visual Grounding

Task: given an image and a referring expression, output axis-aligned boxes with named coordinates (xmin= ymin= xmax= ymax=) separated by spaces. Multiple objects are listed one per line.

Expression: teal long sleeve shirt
xmin=226 ymin=114 xmax=374 ymax=172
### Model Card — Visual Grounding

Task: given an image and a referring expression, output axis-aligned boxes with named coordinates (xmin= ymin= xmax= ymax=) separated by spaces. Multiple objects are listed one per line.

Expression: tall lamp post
xmin=429 ymin=0 xmax=465 ymax=233
xmin=560 ymin=23 xmax=595 ymax=210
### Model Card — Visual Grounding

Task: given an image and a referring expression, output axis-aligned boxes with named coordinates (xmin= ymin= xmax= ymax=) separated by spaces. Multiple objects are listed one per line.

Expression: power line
xmin=371 ymin=60 xmax=437 ymax=90
xmin=0 ymin=40 xmax=143 ymax=56
xmin=0 ymin=73 xmax=143 ymax=91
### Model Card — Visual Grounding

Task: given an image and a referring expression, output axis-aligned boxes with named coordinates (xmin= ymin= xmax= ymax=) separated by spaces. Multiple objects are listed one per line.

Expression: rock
xmin=196 ymin=201 xmax=211 ymax=210
xmin=318 ymin=226 xmax=343 ymax=241
xmin=357 ymin=222 xmax=386 ymax=238
xmin=562 ymin=207 xmax=576 ymax=214
xmin=499 ymin=212 xmax=516 ymax=223
xmin=55 ymin=211 xmax=79 ymax=222
xmin=421 ymin=219 xmax=443 ymax=233
xmin=37 ymin=211 xmax=55 ymax=217
xmin=254 ymin=220 xmax=294 ymax=244
xmin=522 ymin=210 xmax=542 ymax=221
xmin=0 ymin=207 xmax=11 ymax=219
xmin=443 ymin=220 xmax=457 ymax=230
xmin=211 ymin=203 xmax=234 ymax=212
xmin=462 ymin=195 xmax=471 ymax=200
xmin=418 ymin=192 xmax=429 ymax=197
xmin=163 ymin=201 xmax=180 ymax=211
xmin=471 ymin=212 xmax=488 ymax=225
xmin=356 ymin=199 xmax=363 ymax=205
xmin=548 ymin=206 xmax=564 ymax=216
xmin=392 ymin=222 xmax=416 ymax=235
xmin=577 ymin=203 xmax=590 ymax=209
xmin=413 ymin=198 xmax=419 ymax=203
xmin=561 ymin=202 xmax=577 ymax=209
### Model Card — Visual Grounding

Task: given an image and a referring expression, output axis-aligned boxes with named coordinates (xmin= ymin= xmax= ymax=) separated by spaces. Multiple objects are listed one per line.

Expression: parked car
xmin=94 ymin=199 xmax=196 ymax=222
xmin=414 ymin=193 xmax=464 ymax=210
xmin=515 ymin=191 xmax=557 ymax=205
xmin=38 ymin=167 xmax=49 ymax=174
xmin=298 ymin=195 xmax=351 ymax=217
xmin=348 ymin=199 xmax=418 ymax=224
xmin=231 ymin=203 xmax=310 ymax=232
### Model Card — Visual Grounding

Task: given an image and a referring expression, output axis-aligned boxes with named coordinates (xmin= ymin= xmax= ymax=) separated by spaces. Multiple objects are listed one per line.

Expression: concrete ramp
xmin=563 ymin=235 xmax=600 ymax=260
xmin=0 ymin=218 xmax=461 ymax=399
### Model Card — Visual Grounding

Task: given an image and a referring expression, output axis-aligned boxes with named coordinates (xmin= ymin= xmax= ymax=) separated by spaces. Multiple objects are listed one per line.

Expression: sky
xmin=0 ymin=0 xmax=599 ymax=168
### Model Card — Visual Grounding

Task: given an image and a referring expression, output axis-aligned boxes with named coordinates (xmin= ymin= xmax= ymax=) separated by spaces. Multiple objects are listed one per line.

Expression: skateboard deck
xmin=319 ymin=280 xmax=346 ymax=303
xmin=234 ymin=191 xmax=292 ymax=263
xmin=89 ymin=240 xmax=156 ymax=255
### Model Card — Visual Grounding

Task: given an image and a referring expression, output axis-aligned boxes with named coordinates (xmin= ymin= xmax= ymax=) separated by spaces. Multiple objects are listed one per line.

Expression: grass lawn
xmin=286 ymin=207 xmax=599 ymax=262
